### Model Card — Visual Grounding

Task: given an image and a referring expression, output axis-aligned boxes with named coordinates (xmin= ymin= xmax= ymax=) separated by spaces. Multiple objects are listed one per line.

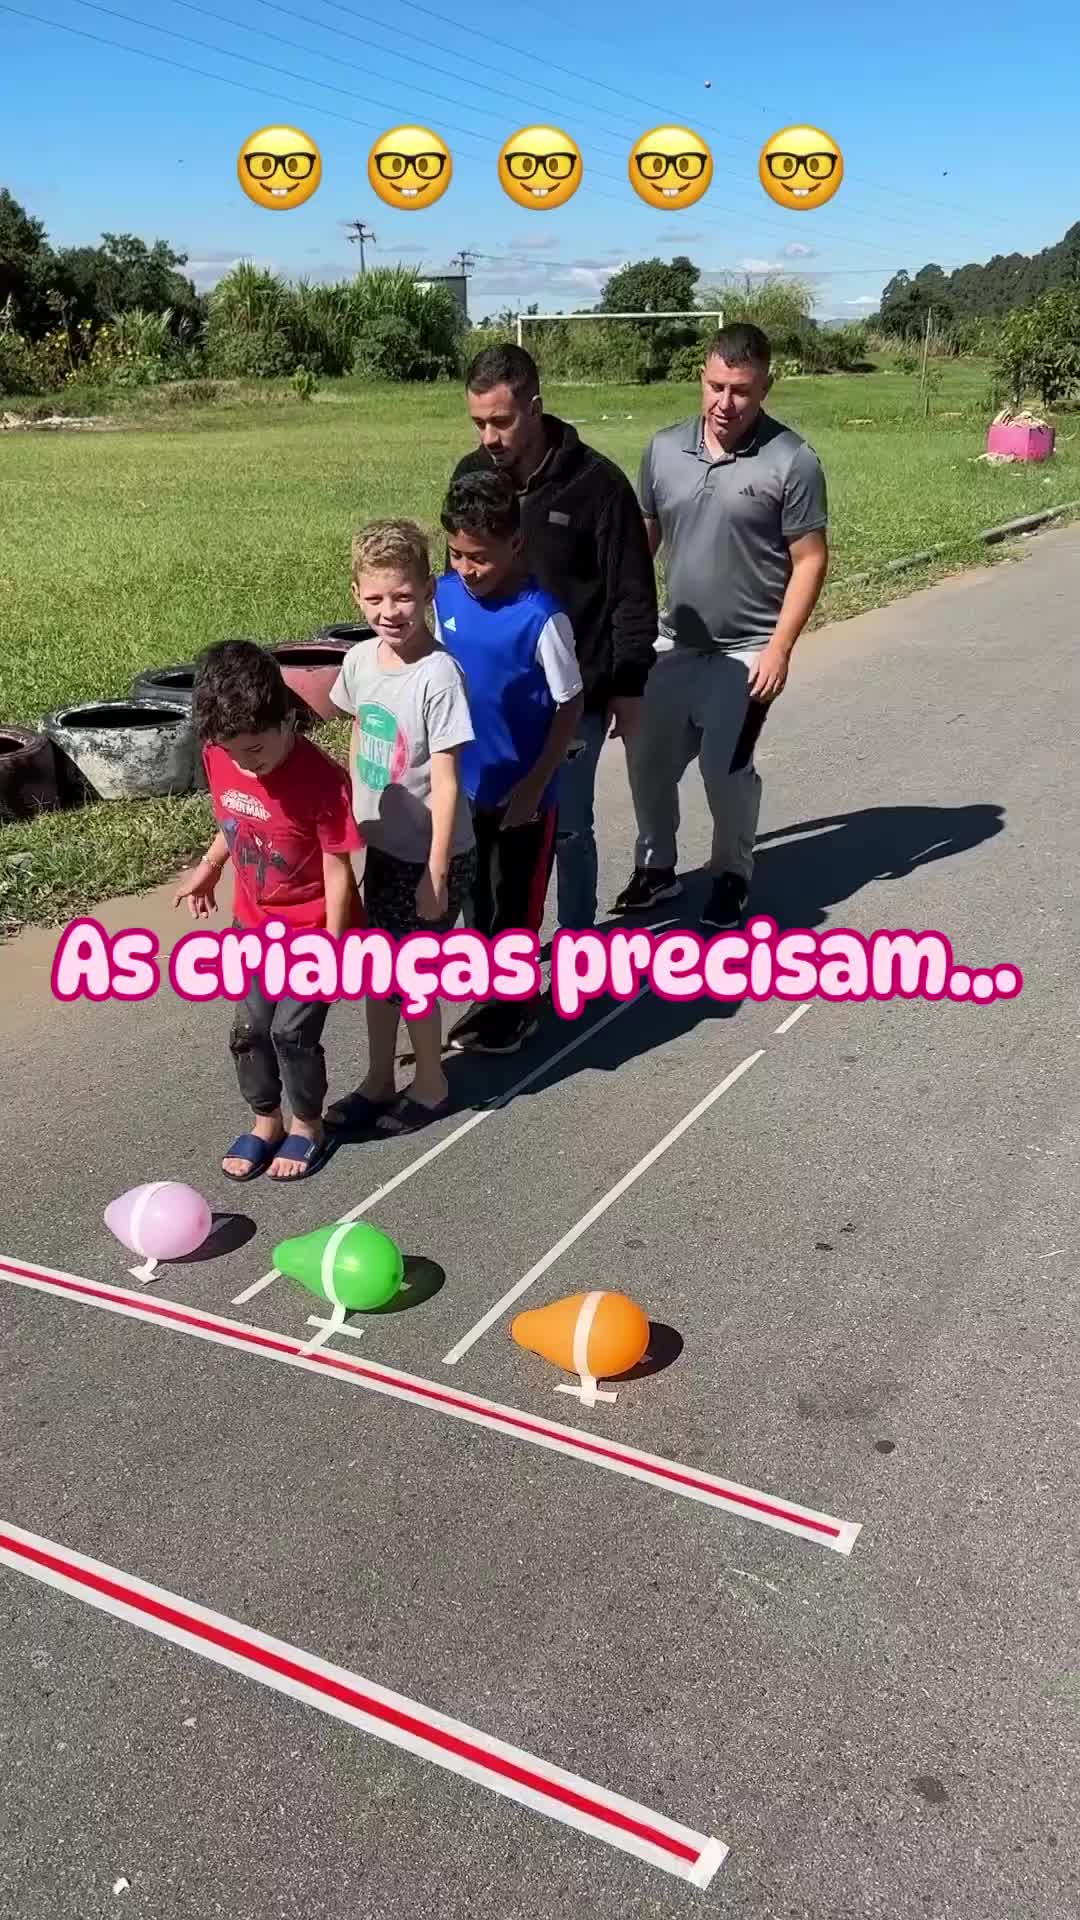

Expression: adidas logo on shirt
xmin=443 ymin=615 xmax=457 ymax=630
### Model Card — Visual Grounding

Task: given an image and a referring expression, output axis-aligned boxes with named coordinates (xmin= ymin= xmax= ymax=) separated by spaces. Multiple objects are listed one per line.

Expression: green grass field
xmin=2 ymin=360 xmax=1078 ymax=933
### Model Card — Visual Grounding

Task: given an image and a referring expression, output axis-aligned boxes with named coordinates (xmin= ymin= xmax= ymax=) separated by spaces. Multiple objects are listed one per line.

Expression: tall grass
xmin=204 ymin=262 xmax=463 ymax=382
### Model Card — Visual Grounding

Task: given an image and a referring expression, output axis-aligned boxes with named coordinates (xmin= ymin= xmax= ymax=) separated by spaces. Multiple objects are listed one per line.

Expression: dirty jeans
xmin=626 ymin=647 xmax=766 ymax=886
xmin=555 ymin=708 xmax=608 ymax=929
xmin=229 ymin=982 xmax=329 ymax=1120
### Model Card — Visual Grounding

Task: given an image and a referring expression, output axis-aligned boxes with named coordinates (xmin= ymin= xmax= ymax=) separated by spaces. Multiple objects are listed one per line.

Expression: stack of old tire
xmin=1 ymin=627 xmax=372 ymax=822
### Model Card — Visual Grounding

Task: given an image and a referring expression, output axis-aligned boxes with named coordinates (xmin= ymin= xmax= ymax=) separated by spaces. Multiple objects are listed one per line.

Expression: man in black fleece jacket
xmin=449 ymin=344 xmax=658 ymax=929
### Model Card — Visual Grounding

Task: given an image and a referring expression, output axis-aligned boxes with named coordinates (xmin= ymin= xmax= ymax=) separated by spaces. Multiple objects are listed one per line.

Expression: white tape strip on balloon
xmin=125 ymin=1180 xmax=170 ymax=1285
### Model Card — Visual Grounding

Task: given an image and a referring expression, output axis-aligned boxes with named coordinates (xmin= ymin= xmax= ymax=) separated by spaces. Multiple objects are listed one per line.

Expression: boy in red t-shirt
xmin=174 ymin=640 xmax=361 ymax=1182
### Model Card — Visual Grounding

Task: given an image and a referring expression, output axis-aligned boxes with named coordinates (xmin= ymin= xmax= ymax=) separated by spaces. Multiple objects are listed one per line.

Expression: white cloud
xmin=737 ymin=257 xmax=788 ymax=274
xmin=512 ymin=231 xmax=560 ymax=252
xmin=657 ymin=227 xmax=705 ymax=242
xmin=783 ymin=242 xmax=817 ymax=259
xmin=844 ymin=294 xmax=880 ymax=307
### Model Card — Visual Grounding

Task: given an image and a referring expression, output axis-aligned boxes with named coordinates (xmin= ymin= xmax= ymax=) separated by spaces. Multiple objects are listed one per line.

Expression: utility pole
xmin=920 ymin=305 xmax=934 ymax=419
xmin=345 ymin=221 xmax=376 ymax=273
xmin=451 ymin=250 xmax=477 ymax=277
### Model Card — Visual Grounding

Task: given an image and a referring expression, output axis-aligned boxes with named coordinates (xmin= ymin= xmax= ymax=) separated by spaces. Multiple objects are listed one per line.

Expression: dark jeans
xmin=229 ymin=983 xmax=329 ymax=1120
xmin=471 ymin=803 xmax=558 ymax=940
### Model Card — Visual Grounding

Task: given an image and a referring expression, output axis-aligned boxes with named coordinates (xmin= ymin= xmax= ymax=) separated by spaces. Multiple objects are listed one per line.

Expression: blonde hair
xmin=351 ymin=518 xmax=432 ymax=587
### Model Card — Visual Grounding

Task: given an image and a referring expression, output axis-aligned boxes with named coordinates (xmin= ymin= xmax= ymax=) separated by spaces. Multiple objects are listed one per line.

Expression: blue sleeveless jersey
xmin=435 ymin=571 xmax=563 ymax=811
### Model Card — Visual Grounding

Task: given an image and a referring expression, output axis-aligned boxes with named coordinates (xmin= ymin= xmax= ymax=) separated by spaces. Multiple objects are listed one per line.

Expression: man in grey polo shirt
xmin=615 ymin=322 xmax=829 ymax=930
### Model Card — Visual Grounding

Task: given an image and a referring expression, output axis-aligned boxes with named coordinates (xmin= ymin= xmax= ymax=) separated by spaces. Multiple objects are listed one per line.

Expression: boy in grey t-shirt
xmin=329 ymin=519 xmax=476 ymax=1137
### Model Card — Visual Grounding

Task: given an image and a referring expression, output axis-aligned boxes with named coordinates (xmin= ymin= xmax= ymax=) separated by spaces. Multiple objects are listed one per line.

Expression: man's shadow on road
xmin=449 ymin=800 xmax=1005 ymax=1110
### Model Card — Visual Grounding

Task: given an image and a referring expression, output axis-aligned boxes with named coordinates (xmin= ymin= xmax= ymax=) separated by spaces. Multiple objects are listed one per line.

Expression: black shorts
xmin=363 ymin=844 xmax=476 ymax=944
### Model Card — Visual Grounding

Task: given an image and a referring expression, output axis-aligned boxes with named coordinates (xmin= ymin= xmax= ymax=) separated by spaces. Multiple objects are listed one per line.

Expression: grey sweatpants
xmin=627 ymin=646 xmax=764 ymax=885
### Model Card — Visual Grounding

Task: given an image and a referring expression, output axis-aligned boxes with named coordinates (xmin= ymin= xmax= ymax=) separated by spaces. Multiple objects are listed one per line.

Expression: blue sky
xmin=4 ymin=0 xmax=1078 ymax=320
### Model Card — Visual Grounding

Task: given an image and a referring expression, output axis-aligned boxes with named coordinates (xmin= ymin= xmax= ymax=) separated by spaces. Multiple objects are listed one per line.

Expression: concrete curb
xmin=839 ymin=498 xmax=1080 ymax=590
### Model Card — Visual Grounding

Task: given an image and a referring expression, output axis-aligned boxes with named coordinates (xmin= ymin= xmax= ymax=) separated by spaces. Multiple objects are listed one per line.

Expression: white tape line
xmin=305 ymin=1314 xmax=367 ymax=1346
xmin=0 ymin=1255 xmax=861 ymax=1553
xmin=0 ymin=1520 xmax=727 ymax=1886
xmin=555 ymin=1380 xmax=617 ymax=1407
xmin=231 ymin=991 xmax=649 ymax=1307
xmin=301 ymin=1303 xmax=347 ymax=1354
xmin=126 ymin=1181 xmax=168 ymax=1263
xmin=442 ymin=1049 xmax=766 ymax=1367
xmin=774 ymin=1004 xmax=810 ymax=1036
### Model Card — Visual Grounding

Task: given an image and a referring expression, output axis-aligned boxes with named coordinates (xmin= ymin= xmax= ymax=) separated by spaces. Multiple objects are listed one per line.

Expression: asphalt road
xmin=2 ymin=532 xmax=1079 ymax=1920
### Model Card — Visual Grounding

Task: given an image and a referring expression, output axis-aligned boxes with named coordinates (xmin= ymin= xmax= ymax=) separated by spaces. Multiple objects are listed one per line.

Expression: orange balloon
xmin=511 ymin=1290 xmax=650 ymax=1382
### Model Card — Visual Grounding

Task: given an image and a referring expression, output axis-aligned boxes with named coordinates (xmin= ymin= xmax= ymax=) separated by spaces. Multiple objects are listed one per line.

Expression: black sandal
xmin=374 ymin=1095 xmax=450 ymax=1137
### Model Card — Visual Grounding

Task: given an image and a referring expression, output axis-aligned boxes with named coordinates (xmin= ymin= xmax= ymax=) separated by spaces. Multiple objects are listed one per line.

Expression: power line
xmin=51 ymin=0 xmax=952 ymax=268
xmin=4 ymin=1 xmax=978 ymax=282
xmin=380 ymin=0 xmax=991 ymax=236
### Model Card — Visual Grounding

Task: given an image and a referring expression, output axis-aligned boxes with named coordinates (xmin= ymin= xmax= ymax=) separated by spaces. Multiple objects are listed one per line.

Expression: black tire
xmin=0 ymin=726 xmax=61 ymax=822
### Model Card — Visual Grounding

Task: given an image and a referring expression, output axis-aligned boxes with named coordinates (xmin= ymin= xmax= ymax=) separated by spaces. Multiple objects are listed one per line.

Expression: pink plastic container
xmin=986 ymin=423 xmax=1055 ymax=462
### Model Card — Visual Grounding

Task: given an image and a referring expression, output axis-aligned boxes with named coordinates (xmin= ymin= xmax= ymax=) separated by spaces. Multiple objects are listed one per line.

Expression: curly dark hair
xmin=193 ymin=639 xmax=290 ymax=743
xmin=440 ymin=468 xmax=520 ymax=541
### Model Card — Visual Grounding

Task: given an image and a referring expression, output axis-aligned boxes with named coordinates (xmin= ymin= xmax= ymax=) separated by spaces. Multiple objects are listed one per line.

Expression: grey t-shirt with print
xmin=330 ymin=639 xmax=475 ymax=865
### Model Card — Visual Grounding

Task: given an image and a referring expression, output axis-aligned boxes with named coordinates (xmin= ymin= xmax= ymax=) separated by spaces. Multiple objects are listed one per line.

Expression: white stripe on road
xmin=442 ymin=1050 xmax=766 ymax=1368
xmin=774 ymin=1004 xmax=811 ymax=1036
xmin=0 ymin=1520 xmax=728 ymax=1887
xmin=231 ymin=991 xmax=650 ymax=1306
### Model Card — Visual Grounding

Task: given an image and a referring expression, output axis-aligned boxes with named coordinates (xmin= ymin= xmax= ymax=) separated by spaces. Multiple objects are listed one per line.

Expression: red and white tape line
xmin=0 ymin=1520 xmax=726 ymax=1887
xmin=0 ymin=1254 xmax=860 ymax=1554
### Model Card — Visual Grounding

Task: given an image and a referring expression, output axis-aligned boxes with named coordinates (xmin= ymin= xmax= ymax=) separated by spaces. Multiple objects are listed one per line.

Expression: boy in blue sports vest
xmin=436 ymin=469 xmax=584 ymax=1054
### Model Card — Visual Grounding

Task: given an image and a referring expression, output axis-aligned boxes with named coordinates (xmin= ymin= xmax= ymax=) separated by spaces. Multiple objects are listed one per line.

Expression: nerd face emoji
xmin=629 ymin=126 xmax=713 ymax=209
xmin=498 ymin=126 xmax=582 ymax=210
xmin=238 ymin=126 xmax=322 ymax=209
xmin=368 ymin=126 xmax=452 ymax=209
xmin=759 ymin=126 xmax=843 ymax=209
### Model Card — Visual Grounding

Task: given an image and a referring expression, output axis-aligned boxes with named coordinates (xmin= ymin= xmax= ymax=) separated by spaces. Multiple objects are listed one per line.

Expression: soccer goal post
xmin=515 ymin=309 xmax=723 ymax=348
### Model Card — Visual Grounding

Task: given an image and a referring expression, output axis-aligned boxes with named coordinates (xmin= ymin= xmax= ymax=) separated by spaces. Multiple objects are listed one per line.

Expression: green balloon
xmin=274 ymin=1221 xmax=404 ymax=1311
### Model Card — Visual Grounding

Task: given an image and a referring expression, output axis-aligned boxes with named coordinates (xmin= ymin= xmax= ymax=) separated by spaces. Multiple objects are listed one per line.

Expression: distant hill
xmin=880 ymin=220 xmax=1080 ymax=334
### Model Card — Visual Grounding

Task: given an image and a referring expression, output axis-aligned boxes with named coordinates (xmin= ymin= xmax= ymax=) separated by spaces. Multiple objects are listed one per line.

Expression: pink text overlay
xmin=52 ymin=918 xmax=1023 ymax=1020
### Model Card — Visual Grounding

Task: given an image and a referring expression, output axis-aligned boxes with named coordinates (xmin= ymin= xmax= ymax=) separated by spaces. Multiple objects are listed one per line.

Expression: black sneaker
xmin=447 ymin=1004 xmax=490 ymax=1052
xmin=458 ymin=1001 xmax=539 ymax=1055
xmin=613 ymin=867 xmax=682 ymax=913
xmin=701 ymin=873 xmax=748 ymax=931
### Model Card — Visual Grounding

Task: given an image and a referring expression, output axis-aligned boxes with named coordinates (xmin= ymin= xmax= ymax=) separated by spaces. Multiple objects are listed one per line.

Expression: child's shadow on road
xmin=453 ymin=798 xmax=1005 ymax=1109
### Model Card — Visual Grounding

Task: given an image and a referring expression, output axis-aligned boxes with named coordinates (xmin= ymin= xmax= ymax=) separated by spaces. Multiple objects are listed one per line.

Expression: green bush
xmin=994 ymin=288 xmax=1080 ymax=409
xmin=0 ymin=325 xmax=71 ymax=396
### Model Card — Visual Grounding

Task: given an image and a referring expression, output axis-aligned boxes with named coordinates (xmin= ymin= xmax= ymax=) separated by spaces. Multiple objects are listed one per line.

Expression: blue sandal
xmin=222 ymin=1132 xmax=280 ymax=1183
xmin=267 ymin=1133 xmax=332 ymax=1180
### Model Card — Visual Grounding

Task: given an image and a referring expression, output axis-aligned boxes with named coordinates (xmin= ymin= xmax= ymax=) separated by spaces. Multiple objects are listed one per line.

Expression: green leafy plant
xmin=994 ymin=289 xmax=1080 ymax=409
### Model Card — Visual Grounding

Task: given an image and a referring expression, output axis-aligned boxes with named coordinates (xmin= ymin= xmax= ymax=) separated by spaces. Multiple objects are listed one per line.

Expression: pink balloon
xmin=104 ymin=1182 xmax=213 ymax=1263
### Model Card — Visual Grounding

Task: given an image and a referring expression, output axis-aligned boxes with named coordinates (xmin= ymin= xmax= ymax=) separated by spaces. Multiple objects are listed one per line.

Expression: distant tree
xmin=46 ymin=233 xmax=203 ymax=338
xmin=600 ymin=255 xmax=700 ymax=313
xmin=0 ymin=189 xmax=51 ymax=333
xmin=877 ymin=221 xmax=1080 ymax=330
